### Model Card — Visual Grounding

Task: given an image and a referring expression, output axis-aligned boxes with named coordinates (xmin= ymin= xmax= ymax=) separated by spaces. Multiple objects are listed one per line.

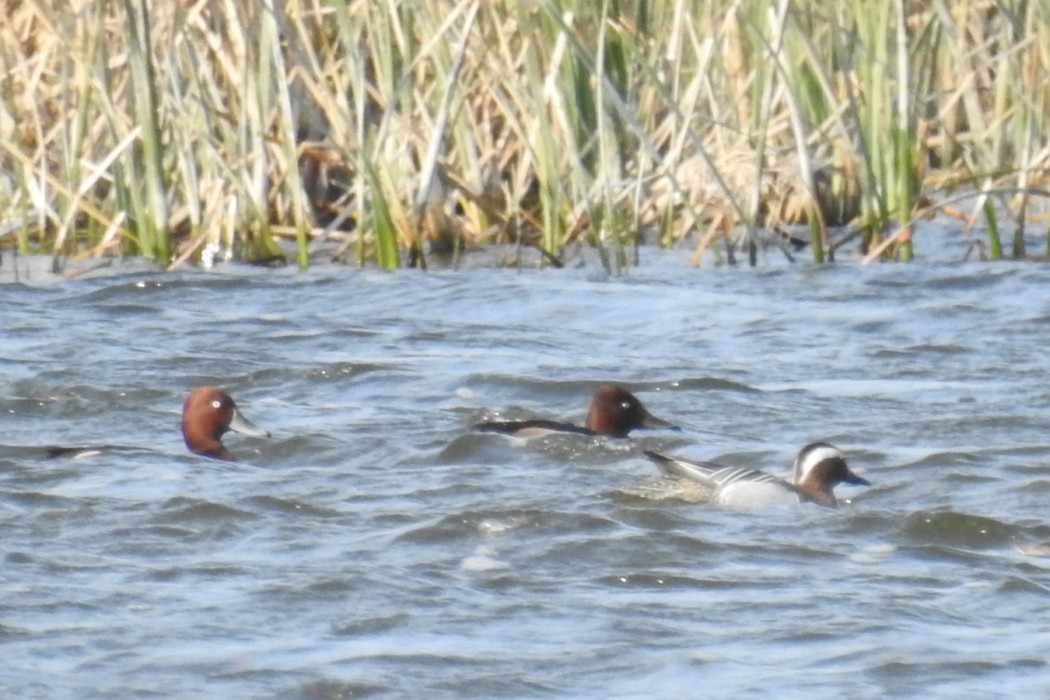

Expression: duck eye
xmin=211 ymin=400 xmax=222 ymax=409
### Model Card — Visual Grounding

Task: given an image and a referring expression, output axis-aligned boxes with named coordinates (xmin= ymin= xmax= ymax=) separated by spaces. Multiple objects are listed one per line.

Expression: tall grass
xmin=1 ymin=1 xmax=1049 ymax=271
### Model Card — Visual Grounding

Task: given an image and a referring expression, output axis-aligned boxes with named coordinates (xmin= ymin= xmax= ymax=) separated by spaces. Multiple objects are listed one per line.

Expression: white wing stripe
xmin=709 ymin=466 xmax=782 ymax=487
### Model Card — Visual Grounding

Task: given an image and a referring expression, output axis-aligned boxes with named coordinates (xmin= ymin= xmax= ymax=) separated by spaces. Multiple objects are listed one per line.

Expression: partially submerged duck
xmin=475 ymin=385 xmax=678 ymax=438
xmin=182 ymin=386 xmax=270 ymax=461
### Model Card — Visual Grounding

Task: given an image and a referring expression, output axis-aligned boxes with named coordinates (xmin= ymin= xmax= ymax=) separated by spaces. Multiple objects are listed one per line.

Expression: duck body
xmin=474 ymin=385 xmax=677 ymax=438
xmin=644 ymin=442 xmax=869 ymax=509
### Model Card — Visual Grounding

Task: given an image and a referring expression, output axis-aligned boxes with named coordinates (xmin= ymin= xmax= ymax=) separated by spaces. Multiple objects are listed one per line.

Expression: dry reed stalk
xmin=4 ymin=0 xmax=1050 ymax=270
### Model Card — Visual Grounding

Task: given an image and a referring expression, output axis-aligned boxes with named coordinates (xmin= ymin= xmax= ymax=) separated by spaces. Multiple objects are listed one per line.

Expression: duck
xmin=643 ymin=442 xmax=869 ymax=509
xmin=181 ymin=386 xmax=270 ymax=461
xmin=43 ymin=387 xmax=270 ymax=461
xmin=474 ymin=384 xmax=678 ymax=438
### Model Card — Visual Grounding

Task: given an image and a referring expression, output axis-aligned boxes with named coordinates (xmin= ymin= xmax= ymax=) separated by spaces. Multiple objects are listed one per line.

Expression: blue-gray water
xmin=3 ymin=234 xmax=1050 ymax=698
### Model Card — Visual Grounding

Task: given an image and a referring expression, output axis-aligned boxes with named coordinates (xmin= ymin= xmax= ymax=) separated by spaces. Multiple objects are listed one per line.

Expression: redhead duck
xmin=182 ymin=387 xmax=269 ymax=461
xmin=475 ymin=384 xmax=678 ymax=438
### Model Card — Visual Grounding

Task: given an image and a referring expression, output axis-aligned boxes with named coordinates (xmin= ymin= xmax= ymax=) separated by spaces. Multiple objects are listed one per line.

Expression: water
xmin=3 ymin=232 xmax=1050 ymax=698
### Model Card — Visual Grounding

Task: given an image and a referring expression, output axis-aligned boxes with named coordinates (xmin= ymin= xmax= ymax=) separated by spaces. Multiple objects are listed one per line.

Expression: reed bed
xmin=2 ymin=0 xmax=1049 ymax=270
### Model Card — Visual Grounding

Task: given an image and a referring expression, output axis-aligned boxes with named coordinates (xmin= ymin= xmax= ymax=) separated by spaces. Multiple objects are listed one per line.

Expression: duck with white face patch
xmin=644 ymin=442 xmax=870 ymax=510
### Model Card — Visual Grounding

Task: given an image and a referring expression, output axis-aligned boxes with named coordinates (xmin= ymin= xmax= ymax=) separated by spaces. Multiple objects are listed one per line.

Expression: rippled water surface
xmin=4 ymin=236 xmax=1050 ymax=698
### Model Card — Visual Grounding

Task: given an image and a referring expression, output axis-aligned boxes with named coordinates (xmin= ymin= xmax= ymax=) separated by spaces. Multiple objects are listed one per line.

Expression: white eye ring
xmin=211 ymin=400 xmax=222 ymax=409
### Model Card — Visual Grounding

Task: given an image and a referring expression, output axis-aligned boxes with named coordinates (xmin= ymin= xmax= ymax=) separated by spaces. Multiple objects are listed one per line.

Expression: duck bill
xmin=640 ymin=410 xmax=681 ymax=432
xmin=228 ymin=408 xmax=271 ymax=438
xmin=844 ymin=471 xmax=870 ymax=486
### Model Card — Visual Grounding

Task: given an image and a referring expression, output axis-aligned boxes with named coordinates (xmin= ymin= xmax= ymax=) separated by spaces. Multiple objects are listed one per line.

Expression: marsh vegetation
xmin=2 ymin=0 xmax=1048 ymax=271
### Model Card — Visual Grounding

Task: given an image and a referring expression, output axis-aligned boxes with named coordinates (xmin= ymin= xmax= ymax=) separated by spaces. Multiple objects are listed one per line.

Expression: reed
xmin=2 ymin=1 xmax=1050 ymax=270
xmin=123 ymin=0 xmax=169 ymax=262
